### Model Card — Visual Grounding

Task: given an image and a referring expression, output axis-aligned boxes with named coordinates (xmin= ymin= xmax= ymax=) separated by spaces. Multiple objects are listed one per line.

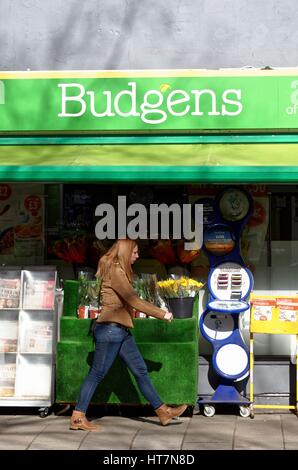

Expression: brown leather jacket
xmin=97 ymin=263 xmax=166 ymax=328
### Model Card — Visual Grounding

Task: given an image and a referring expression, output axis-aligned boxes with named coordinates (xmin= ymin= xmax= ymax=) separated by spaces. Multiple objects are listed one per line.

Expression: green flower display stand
xmin=56 ymin=280 xmax=199 ymax=407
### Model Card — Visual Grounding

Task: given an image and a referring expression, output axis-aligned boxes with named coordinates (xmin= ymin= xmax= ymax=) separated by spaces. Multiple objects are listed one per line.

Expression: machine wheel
xmin=203 ymin=405 xmax=215 ymax=417
xmin=239 ymin=405 xmax=250 ymax=418
xmin=39 ymin=407 xmax=49 ymax=418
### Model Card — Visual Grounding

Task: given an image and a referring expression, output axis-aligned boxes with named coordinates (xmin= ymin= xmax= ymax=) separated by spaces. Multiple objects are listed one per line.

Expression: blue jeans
xmin=75 ymin=323 xmax=163 ymax=413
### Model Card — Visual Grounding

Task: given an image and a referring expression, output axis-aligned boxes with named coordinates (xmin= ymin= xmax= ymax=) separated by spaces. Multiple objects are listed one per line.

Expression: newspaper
xmin=0 ymin=363 xmax=16 ymax=397
xmin=0 ymin=320 xmax=18 ymax=352
xmin=0 ymin=278 xmax=21 ymax=308
xmin=23 ymin=279 xmax=55 ymax=309
xmin=20 ymin=321 xmax=53 ymax=353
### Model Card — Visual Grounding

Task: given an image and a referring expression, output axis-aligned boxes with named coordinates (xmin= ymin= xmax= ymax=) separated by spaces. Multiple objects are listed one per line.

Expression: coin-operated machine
xmin=198 ymin=187 xmax=254 ymax=417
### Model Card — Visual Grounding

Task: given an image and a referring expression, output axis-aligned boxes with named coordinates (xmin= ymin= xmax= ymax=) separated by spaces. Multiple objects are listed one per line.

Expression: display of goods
xmin=218 ymin=188 xmax=250 ymax=222
xmin=49 ymin=234 xmax=87 ymax=264
xmin=149 ymin=240 xmax=177 ymax=265
xmin=0 ymin=278 xmax=21 ymax=308
xmin=23 ymin=279 xmax=55 ymax=309
xmin=177 ymin=241 xmax=200 ymax=263
xmin=77 ymin=305 xmax=101 ymax=319
xmin=204 ymin=226 xmax=235 ymax=255
xmin=133 ymin=274 xmax=159 ymax=306
xmin=157 ymin=276 xmax=204 ymax=299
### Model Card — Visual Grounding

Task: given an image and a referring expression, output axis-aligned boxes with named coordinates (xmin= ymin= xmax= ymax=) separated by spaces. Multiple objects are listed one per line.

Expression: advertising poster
xmin=204 ymin=225 xmax=235 ymax=256
xmin=250 ymin=294 xmax=298 ymax=334
xmin=0 ymin=184 xmax=44 ymax=265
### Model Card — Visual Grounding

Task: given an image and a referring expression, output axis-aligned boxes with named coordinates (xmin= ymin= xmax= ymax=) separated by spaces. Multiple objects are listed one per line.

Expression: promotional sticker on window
xmin=276 ymin=298 xmax=298 ymax=323
xmin=252 ymin=298 xmax=275 ymax=322
xmin=250 ymin=294 xmax=298 ymax=334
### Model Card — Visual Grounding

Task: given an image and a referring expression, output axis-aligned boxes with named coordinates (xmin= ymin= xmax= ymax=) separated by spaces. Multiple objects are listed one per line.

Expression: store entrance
xmin=1 ymin=181 xmax=298 ymax=291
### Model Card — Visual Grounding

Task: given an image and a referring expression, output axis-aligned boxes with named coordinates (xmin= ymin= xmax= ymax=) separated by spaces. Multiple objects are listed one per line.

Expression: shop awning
xmin=1 ymin=136 xmax=298 ymax=182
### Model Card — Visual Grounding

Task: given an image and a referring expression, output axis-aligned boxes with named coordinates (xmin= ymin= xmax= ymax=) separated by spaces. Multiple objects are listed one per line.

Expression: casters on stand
xmin=38 ymin=407 xmax=50 ymax=418
xmin=203 ymin=405 xmax=216 ymax=417
xmin=239 ymin=404 xmax=251 ymax=418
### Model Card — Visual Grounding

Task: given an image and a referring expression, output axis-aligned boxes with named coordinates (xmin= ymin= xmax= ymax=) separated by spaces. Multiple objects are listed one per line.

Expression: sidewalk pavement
xmin=1 ymin=407 xmax=298 ymax=451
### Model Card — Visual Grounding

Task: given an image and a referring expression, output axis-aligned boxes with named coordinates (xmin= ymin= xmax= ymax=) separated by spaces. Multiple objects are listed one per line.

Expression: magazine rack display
xmin=0 ymin=266 xmax=57 ymax=417
xmin=198 ymin=187 xmax=254 ymax=417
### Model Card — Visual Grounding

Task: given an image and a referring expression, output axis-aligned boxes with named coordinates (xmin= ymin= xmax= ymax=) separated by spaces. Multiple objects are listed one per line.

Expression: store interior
xmin=1 ymin=181 xmax=298 ymax=360
xmin=1 ymin=181 xmax=297 ymax=287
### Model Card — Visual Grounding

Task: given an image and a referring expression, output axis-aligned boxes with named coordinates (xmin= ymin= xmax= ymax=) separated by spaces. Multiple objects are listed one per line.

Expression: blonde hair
xmin=96 ymin=239 xmax=137 ymax=282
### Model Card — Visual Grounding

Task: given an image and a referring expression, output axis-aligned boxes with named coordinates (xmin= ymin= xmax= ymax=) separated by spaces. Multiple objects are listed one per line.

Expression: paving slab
xmin=28 ymin=417 xmax=100 ymax=450
xmin=131 ymin=418 xmax=189 ymax=450
xmin=0 ymin=415 xmax=50 ymax=450
xmin=184 ymin=415 xmax=236 ymax=444
xmin=80 ymin=417 xmax=141 ymax=450
xmin=182 ymin=442 xmax=232 ymax=450
xmin=234 ymin=414 xmax=284 ymax=450
xmin=280 ymin=414 xmax=298 ymax=447
xmin=0 ymin=411 xmax=296 ymax=451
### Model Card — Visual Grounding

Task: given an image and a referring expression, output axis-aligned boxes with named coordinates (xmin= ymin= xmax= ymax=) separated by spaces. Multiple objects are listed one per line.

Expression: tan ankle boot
xmin=155 ymin=404 xmax=188 ymax=426
xmin=70 ymin=410 xmax=100 ymax=431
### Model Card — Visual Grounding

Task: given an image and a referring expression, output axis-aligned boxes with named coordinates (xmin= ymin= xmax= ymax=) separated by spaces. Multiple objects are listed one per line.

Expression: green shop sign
xmin=1 ymin=69 xmax=298 ymax=132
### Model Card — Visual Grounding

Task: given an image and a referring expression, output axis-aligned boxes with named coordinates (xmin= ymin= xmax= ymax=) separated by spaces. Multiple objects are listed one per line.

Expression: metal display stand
xmin=0 ymin=266 xmax=57 ymax=417
xmin=249 ymin=294 xmax=298 ymax=418
xmin=198 ymin=186 xmax=254 ymax=417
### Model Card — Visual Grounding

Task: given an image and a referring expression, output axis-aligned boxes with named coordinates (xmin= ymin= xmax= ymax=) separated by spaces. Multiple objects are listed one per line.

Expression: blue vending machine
xmin=198 ymin=187 xmax=254 ymax=417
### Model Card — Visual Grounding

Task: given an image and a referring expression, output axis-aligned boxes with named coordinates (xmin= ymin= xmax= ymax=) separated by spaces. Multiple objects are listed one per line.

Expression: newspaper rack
xmin=249 ymin=293 xmax=298 ymax=418
xmin=0 ymin=266 xmax=57 ymax=417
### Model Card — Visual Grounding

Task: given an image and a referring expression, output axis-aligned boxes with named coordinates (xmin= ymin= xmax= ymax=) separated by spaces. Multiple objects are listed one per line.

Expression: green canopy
xmin=1 ymin=137 xmax=298 ymax=182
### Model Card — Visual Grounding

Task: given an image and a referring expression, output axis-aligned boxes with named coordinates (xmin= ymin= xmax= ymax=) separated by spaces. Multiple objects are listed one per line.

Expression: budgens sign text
xmin=58 ymin=81 xmax=242 ymax=124
xmin=1 ymin=70 xmax=298 ymax=131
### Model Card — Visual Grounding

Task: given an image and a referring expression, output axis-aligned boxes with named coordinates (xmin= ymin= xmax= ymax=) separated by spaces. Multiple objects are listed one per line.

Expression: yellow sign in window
xmin=250 ymin=294 xmax=298 ymax=334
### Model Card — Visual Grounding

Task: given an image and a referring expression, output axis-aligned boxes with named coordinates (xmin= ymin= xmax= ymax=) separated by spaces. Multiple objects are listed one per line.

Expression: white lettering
xmin=0 ymin=81 xmax=5 ymax=105
xmin=114 ymin=82 xmax=140 ymax=117
xmin=150 ymin=203 xmax=181 ymax=239
xmin=117 ymin=196 xmax=127 ymax=238
xmin=191 ymin=89 xmax=220 ymax=116
xmin=58 ymin=83 xmax=86 ymax=117
xmin=290 ymin=80 xmax=298 ymax=106
xmin=127 ymin=203 xmax=147 ymax=239
xmin=87 ymin=90 xmax=115 ymax=117
xmin=183 ymin=203 xmax=203 ymax=250
xmin=57 ymin=82 xmax=243 ymax=123
xmin=95 ymin=197 xmax=203 ymax=250
xmin=140 ymin=90 xmax=167 ymax=124
xmin=167 ymin=90 xmax=190 ymax=116
xmin=95 ymin=204 xmax=115 ymax=239
xmin=222 ymin=89 xmax=243 ymax=116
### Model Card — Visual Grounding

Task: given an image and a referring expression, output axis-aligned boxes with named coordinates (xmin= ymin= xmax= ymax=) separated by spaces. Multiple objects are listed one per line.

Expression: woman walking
xmin=70 ymin=239 xmax=187 ymax=431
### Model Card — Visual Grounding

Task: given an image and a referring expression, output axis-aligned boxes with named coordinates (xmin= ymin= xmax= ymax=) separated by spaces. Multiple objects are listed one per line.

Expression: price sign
xmin=0 ymin=184 xmax=12 ymax=201
xmin=24 ymin=195 xmax=42 ymax=216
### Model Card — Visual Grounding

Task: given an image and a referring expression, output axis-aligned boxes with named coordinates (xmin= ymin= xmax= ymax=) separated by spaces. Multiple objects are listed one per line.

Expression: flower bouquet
xmin=157 ymin=277 xmax=204 ymax=299
xmin=133 ymin=274 xmax=161 ymax=318
xmin=77 ymin=273 xmax=102 ymax=319
xmin=157 ymin=276 xmax=204 ymax=318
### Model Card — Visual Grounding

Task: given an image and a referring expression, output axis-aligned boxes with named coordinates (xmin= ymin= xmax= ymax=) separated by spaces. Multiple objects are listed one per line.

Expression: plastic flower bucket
xmin=168 ymin=297 xmax=194 ymax=318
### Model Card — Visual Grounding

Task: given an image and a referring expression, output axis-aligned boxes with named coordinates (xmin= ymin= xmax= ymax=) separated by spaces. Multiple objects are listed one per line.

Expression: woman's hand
xmin=163 ymin=311 xmax=173 ymax=322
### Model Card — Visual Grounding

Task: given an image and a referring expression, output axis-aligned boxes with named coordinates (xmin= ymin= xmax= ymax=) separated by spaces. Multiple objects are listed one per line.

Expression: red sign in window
xmin=0 ymin=184 xmax=12 ymax=201
xmin=24 ymin=195 xmax=42 ymax=216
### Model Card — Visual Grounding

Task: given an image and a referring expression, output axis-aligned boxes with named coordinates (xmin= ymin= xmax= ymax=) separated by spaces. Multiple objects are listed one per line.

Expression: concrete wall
xmin=1 ymin=0 xmax=298 ymax=71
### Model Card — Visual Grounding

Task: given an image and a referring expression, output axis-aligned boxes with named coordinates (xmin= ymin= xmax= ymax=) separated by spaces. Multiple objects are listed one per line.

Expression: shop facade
xmin=1 ymin=68 xmax=298 ymax=406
